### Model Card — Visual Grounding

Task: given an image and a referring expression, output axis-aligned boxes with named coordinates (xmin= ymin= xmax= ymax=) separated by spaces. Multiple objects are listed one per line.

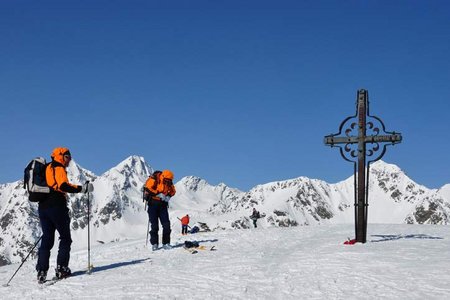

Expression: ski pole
xmin=3 ymin=235 xmax=42 ymax=287
xmin=145 ymin=219 xmax=150 ymax=247
xmin=86 ymin=183 xmax=93 ymax=274
xmin=145 ymin=202 xmax=150 ymax=247
xmin=143 ymin=189 xmax=150 ymax=247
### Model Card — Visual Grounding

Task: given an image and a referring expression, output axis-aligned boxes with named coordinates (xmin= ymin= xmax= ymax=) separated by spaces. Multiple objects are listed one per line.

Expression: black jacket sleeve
xmin=60 ymin=182 xmax=82 ymax=193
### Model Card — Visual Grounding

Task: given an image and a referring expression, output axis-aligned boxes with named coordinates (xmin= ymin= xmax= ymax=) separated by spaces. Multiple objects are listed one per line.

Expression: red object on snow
xmin=344 ymin=239 xmax=357 ymax=245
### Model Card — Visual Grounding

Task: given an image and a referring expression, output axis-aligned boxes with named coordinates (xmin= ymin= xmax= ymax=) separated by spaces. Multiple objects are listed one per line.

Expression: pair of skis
xmin=183 ymin=245 xmax=216 ymax=254
xmin=39 ymin=266 xmax=93 ymax=286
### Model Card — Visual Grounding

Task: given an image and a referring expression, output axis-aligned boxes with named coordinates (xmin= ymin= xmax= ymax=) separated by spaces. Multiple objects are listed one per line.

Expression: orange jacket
xmin=144 ymin=171 xmax=176 ymax=200
xmin=46 ymin=147 xmax=81 ymax=194
xmin=180 ymin=215 xmax=189 ymax=225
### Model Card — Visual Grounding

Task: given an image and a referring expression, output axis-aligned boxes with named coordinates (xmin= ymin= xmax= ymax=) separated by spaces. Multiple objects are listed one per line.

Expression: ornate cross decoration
xmin=324 ymin=89 xmax=402 ymax=243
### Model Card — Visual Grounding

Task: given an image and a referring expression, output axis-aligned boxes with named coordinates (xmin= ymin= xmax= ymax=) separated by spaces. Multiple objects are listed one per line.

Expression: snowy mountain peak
xmin=369 ymin=160 xmax=406 ymax=180
xmin=102 ymin=155 xmax=153 ymax=179
xmin=179 ymin=176 xmax=211 ymax=192
xmin=248 ymin=176 xmax=323 ymax=194
xmin=66 ymin=159 xmax=97 ymax=184
xmin=370 ymin=160 xmax=402 ymax=171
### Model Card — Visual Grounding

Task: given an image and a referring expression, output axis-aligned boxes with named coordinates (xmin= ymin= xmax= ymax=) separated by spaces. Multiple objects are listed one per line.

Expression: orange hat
xmin=51 ymin=147 xmax=71 ymax=165
xmin=161 ymin=170 xmax=174 ymax=180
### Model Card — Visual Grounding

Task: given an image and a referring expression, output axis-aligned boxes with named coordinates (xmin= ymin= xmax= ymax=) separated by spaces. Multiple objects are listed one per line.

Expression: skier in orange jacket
xmin=143 ymin=170 xmax=176 ymax=250
xmin=36 ymin=147 xmax=93 ymax=283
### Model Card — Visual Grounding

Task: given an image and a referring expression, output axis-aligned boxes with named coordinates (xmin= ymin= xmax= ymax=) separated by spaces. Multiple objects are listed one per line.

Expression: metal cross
xmin=324 ymin=89 xmax=402 ymax=243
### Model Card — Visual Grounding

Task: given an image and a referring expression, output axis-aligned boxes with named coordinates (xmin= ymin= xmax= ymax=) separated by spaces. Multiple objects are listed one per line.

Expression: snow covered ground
xmin=1 ymin=224 xmax=449 ymax=299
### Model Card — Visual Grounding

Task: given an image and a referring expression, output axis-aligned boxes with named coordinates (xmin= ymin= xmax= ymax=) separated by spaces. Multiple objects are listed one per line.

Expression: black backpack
xmin=24 ymin=157 xmax=50 ymax=202
xmin=190 ymin=226 xmax=200 ymax=234
xmin=143 ymin=170 xmax=162 ymax=201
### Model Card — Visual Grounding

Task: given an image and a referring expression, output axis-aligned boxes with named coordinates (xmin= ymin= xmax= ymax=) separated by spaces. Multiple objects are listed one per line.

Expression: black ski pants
xmin=36 ymin=206 xmax=72 ymax=272
xmin=147 ymin=200 xmax=171 ymax=245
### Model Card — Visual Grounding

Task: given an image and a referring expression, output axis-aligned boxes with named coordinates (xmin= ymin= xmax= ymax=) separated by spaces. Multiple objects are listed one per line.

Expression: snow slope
xmin=438 ymin=184 xmax=450 ymax=201
xmin=1 ymin=224 xmax=449 ymax=299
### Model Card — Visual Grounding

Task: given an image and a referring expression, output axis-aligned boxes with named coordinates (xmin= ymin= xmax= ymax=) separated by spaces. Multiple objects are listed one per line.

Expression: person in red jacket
xmin=180 ymin=214 xmax=190 ymax=235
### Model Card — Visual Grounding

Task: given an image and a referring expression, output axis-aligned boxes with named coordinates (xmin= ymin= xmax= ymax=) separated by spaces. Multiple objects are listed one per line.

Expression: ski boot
xmin=37 ymin=270 xmax=47 ymax=284
xmin=163 ymin=244 xmax=173 ymax=250
xmin=55 ymin=265 xmax=72 ymax=279
xmin=152 ymin=244 xmax=159 ymax=251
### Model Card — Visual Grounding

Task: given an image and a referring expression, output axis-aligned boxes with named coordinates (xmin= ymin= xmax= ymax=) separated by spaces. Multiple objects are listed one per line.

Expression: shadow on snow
xmin=88 ymin=258 xmax=151 ymax=274
xmin=370 ymin=234 xmax=443 ymax=243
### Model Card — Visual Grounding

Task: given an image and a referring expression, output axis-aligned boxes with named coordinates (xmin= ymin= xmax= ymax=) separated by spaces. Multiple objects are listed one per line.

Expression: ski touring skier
xmin=36 ymin=147 xmax=93 ymax=283
xmin=143 ymin=170 xmax=176 ymax=251
xmin=180 ymin=214 xmax=190 ymax=235
xmin=250 ymin=208 xmax=261 ymax=228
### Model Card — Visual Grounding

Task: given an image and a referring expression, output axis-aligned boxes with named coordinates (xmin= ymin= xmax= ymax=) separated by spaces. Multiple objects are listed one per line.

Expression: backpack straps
xmin=47 ymin=161 xmax=60 ymax=191
xmin=152 ymin=171 xmax=161 ymax=190
xmin=143 ymin=171 xmax=162 ymax=201
xmin=51 ymin=164 xmax=57 ymax=190
xmin=23 ymin=160 xmax=34 ymax=190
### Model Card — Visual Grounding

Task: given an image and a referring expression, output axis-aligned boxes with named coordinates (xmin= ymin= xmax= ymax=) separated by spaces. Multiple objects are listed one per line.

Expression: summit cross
xmin=324 ymin=89 xmax=402 ymax=243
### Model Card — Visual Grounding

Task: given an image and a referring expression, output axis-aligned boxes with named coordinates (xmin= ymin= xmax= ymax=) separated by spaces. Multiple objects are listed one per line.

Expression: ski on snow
xmin=183 ymin=245 xmax=216 ymax=254
xmin=39 ymin=270 xmax=90 ymax=286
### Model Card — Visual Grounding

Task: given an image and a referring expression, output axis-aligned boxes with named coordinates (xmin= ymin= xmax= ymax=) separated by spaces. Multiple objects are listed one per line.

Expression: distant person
xmin=144 ymin=170 xmax=176 ymax=251
xmin=36 ymin=147 xmax=93 ymax=283
xmin=180 ymin=214 xmax=190 ymax=235
xmin=250 ymin=208 xmax=261 ymax=228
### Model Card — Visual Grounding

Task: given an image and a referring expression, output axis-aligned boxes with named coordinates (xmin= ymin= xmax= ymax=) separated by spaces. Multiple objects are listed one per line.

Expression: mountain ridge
xmin=0 ymin=157 xmax=448 ymax=266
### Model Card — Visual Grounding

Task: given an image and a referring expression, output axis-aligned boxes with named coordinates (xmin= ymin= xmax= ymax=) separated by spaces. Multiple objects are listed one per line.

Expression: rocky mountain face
xmin=0 ymin=158 xmax=448 ymax=266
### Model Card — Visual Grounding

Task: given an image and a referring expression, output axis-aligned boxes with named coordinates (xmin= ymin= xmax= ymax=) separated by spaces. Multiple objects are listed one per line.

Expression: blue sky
xmin=1 ymin=0 xmax=449 ymax=191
